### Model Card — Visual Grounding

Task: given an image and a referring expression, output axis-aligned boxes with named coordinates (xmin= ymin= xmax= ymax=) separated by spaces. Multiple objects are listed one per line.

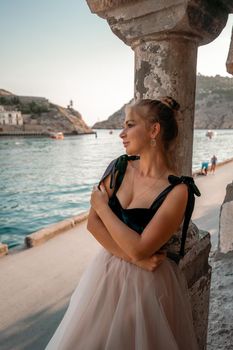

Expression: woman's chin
xmin=125 ymin=148 xmax=136 ymax=156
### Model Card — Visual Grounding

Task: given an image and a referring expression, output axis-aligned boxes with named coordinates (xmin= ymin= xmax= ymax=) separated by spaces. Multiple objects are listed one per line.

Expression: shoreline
xmin=0 ymin=131 xmax=96 ymax=137
xmin=0 ymin=211 xmax=89 ymax=258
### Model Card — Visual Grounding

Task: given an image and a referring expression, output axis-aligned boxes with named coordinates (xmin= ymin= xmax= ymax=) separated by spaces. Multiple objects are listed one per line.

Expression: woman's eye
xmin=122 ymin=122 xmax=134 ymax=129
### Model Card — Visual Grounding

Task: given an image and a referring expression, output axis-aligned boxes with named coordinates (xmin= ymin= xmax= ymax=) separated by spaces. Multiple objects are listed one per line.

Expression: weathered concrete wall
xmin=219 ymin=182 xmax=233 ymax=253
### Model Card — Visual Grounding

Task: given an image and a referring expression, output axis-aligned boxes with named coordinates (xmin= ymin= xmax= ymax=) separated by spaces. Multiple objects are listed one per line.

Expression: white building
xmin=0 ymin=105 xmax=23 ymax=126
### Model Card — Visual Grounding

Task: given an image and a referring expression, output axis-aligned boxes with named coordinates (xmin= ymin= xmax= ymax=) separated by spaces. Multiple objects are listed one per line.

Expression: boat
xmin=49 ymin=132 xmax=64 ymax=140
xmin=205 ymin=130 xmax=217 ymax=139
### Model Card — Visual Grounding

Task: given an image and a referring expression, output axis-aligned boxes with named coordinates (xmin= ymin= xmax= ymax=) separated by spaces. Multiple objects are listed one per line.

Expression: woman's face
xmin=119 ymin=109 xmax=153 ymax=155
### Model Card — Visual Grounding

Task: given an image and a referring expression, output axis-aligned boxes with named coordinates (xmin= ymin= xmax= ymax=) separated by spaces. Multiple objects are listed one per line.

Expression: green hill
xmin=93 ymin=74 xmax=233 ymax=129
xmin=0 ymin=90 xmax=93 ymax=134
xmin=195 ymin=74 xmax=233 ymax=128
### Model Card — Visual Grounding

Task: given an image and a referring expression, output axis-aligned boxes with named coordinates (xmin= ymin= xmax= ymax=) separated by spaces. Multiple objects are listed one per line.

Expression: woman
xmin=210 ymin=155 xmax=217 ymax=173
xmin=45 ymin=97 xmax=199 ymax=350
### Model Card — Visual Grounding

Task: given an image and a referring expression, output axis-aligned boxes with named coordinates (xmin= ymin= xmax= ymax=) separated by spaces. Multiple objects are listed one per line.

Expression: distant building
xmin=0 ymin=105 xmax=23 ymax=126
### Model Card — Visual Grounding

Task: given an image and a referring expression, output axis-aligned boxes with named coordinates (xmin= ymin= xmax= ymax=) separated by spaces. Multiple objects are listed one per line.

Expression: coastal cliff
xmin=0 ymin=89 xmax=93 ymax=135
xmin=93 ymin=75 xmax=233 ymax=129
xmin=195 ymin=74 xmax=233 ymax=129
xmin=93 ymin=100 xmax=133 ymax=129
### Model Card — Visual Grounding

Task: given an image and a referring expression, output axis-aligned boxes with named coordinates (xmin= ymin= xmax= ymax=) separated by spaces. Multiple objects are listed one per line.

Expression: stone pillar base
xmin=180 ymin=230 xmax=211 ymax=350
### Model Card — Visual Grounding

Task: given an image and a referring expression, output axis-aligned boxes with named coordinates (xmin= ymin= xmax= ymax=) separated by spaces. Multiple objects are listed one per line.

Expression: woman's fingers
xmin=150 ymin=253 xmax=166 ymax=270
xmin=152 ymin=253 xmax=165 ymax=263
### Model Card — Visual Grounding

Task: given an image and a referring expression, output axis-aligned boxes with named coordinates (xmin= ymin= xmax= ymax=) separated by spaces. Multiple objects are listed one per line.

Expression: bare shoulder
xmin=164 ymin=183 xmax=188 ymax=211
xmin=170 ymin=183 xmax=188 ymax=197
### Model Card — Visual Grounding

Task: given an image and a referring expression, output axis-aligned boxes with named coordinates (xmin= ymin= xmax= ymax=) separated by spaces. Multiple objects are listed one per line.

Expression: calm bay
xmin=0 ymin=129 xmax=233 ymax=248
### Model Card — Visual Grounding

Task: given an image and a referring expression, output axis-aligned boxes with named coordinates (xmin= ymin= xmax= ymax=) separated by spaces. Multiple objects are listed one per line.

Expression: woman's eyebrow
xmin=124 ymin=119 xmax=135 ymax=125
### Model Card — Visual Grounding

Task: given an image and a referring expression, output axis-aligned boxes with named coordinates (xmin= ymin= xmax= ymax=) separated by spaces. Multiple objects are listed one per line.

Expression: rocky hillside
xmin=93 ymin=100 xmax=133 ymax=129
xmin=194 ymin=74 xmax=233 ymax=128
xmin=93 ymin=75 xmax=233 ymax=129
xmin=0 ymin=89 xmax=13 ymax=96
xmin=0 ymin=89 xmax=93 ymax=134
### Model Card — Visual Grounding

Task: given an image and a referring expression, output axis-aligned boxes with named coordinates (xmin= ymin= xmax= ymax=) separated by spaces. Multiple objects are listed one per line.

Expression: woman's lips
xmin=123 ymin=142 xmax=129 ymax=147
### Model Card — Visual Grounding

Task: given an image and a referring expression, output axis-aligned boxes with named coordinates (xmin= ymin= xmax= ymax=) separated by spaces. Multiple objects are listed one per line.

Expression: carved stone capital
xmin=86 ymin=0 xmax=232 ymax=47
xmin=86 ymin=0 xmax=139 ymax=14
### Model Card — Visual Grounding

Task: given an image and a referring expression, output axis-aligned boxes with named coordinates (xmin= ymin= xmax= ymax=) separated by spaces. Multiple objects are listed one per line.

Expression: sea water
xmin=0 ymin=129 xmax=233 ymax=248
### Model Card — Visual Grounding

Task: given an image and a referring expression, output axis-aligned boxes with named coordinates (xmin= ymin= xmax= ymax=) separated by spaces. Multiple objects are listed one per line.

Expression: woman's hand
xmin=134 ymin=252 xmax=166 ymax=271
xmin=90 ymin=184 xmax=109 ymax=216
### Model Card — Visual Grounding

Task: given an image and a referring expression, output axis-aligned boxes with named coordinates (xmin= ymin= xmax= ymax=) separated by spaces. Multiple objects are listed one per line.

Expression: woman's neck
xmin=136 ymin=150 xmax=170 ymax=178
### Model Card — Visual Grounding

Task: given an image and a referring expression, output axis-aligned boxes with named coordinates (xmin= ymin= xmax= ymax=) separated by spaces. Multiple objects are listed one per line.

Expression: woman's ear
xmin=151 ymin=122 xmax=160 ymax=138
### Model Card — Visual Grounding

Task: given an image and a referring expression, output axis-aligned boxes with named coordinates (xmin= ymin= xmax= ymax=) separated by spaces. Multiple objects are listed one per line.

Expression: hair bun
xmin=160 ymin=96 xmax=180 ymax=112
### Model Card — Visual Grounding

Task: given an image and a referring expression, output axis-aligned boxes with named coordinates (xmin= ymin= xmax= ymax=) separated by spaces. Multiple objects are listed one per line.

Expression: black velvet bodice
xmin=99 ymin=154 xmax=200 ymax=263
xmin=108 ymin=182 xmax=175 ymax=235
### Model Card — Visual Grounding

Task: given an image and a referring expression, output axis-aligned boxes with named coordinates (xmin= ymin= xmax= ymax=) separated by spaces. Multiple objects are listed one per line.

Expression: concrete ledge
xmin=25 ymin=211 xmax=89 ymax=248
xmin=72 ymin=212 xmax=89 ymax=225
xmin=0 ymin=243 xmax=8 ymax=258
xmin=216 ymin=157 xmax=233 ymax=168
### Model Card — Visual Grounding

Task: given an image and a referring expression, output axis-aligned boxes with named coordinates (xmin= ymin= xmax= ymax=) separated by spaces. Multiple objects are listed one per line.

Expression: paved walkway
xmin=0 ymin=160 xmax=233 ymax=350
xmin=192 ymin=160 xmax=233 ymax=251
xmin=0 ymin=223 xmax=100 ymax=350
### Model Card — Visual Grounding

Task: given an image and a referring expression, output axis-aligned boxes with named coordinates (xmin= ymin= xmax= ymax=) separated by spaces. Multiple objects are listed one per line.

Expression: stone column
xmin=133 ymin=36 xmax=198 ymax=175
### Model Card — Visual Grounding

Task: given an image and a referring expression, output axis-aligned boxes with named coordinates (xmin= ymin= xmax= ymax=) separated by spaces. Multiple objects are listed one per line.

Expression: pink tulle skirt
xmin=45 ymin=248 xmax=199 ymax=350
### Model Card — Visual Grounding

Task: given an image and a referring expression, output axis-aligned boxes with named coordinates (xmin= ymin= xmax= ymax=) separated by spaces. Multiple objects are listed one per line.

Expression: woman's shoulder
xmin=168 ymin=175 xmax=201 ymax=197
xmin=99 ymin=154 xmax=139 ymax=187
xmin=99 ymin=154 xmax=127 ymax=185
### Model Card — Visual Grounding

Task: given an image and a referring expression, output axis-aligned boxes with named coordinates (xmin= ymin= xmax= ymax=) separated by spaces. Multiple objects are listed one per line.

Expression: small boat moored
xmin=205 ymin=130 xmax=217 ymax=139
xmin=48 ymin=132 xmax=64 ymax=140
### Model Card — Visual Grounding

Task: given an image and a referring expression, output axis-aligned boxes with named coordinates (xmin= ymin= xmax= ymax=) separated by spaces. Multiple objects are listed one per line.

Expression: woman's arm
xmin=87 ymin=207 xmax=132 ymax=261
xmin=87 ymin=173 xmax=130 ymax=260
xmin=87 ymin=207 xmax=165 ymax=270
xmin=91 ymin=183 xmax=188 ymax=262
xmin=88 ymin=174 xmax=166 ymax=270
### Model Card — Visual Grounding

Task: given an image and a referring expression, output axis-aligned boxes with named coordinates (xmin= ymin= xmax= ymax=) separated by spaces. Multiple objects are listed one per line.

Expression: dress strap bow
xmin=168 ymin=175 xmax=201 ymax=197
xmin=167 ymin=175 xmax=201 ymax=263
xmin=99 ymin=154 xmax=139 ymax=191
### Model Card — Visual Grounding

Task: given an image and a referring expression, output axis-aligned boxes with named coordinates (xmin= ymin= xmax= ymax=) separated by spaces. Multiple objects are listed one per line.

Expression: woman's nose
xmin=119 ymin=129 xmax=126 ymax=138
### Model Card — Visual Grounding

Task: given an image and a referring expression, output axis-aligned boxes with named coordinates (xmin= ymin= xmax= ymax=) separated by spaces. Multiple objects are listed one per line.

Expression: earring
xmin=151 ymin=138 xmax=157 ymax=147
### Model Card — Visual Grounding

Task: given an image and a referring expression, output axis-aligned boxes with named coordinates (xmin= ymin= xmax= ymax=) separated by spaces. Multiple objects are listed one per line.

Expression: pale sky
xmin=0 ymin=1 xmax=232 ymax=126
